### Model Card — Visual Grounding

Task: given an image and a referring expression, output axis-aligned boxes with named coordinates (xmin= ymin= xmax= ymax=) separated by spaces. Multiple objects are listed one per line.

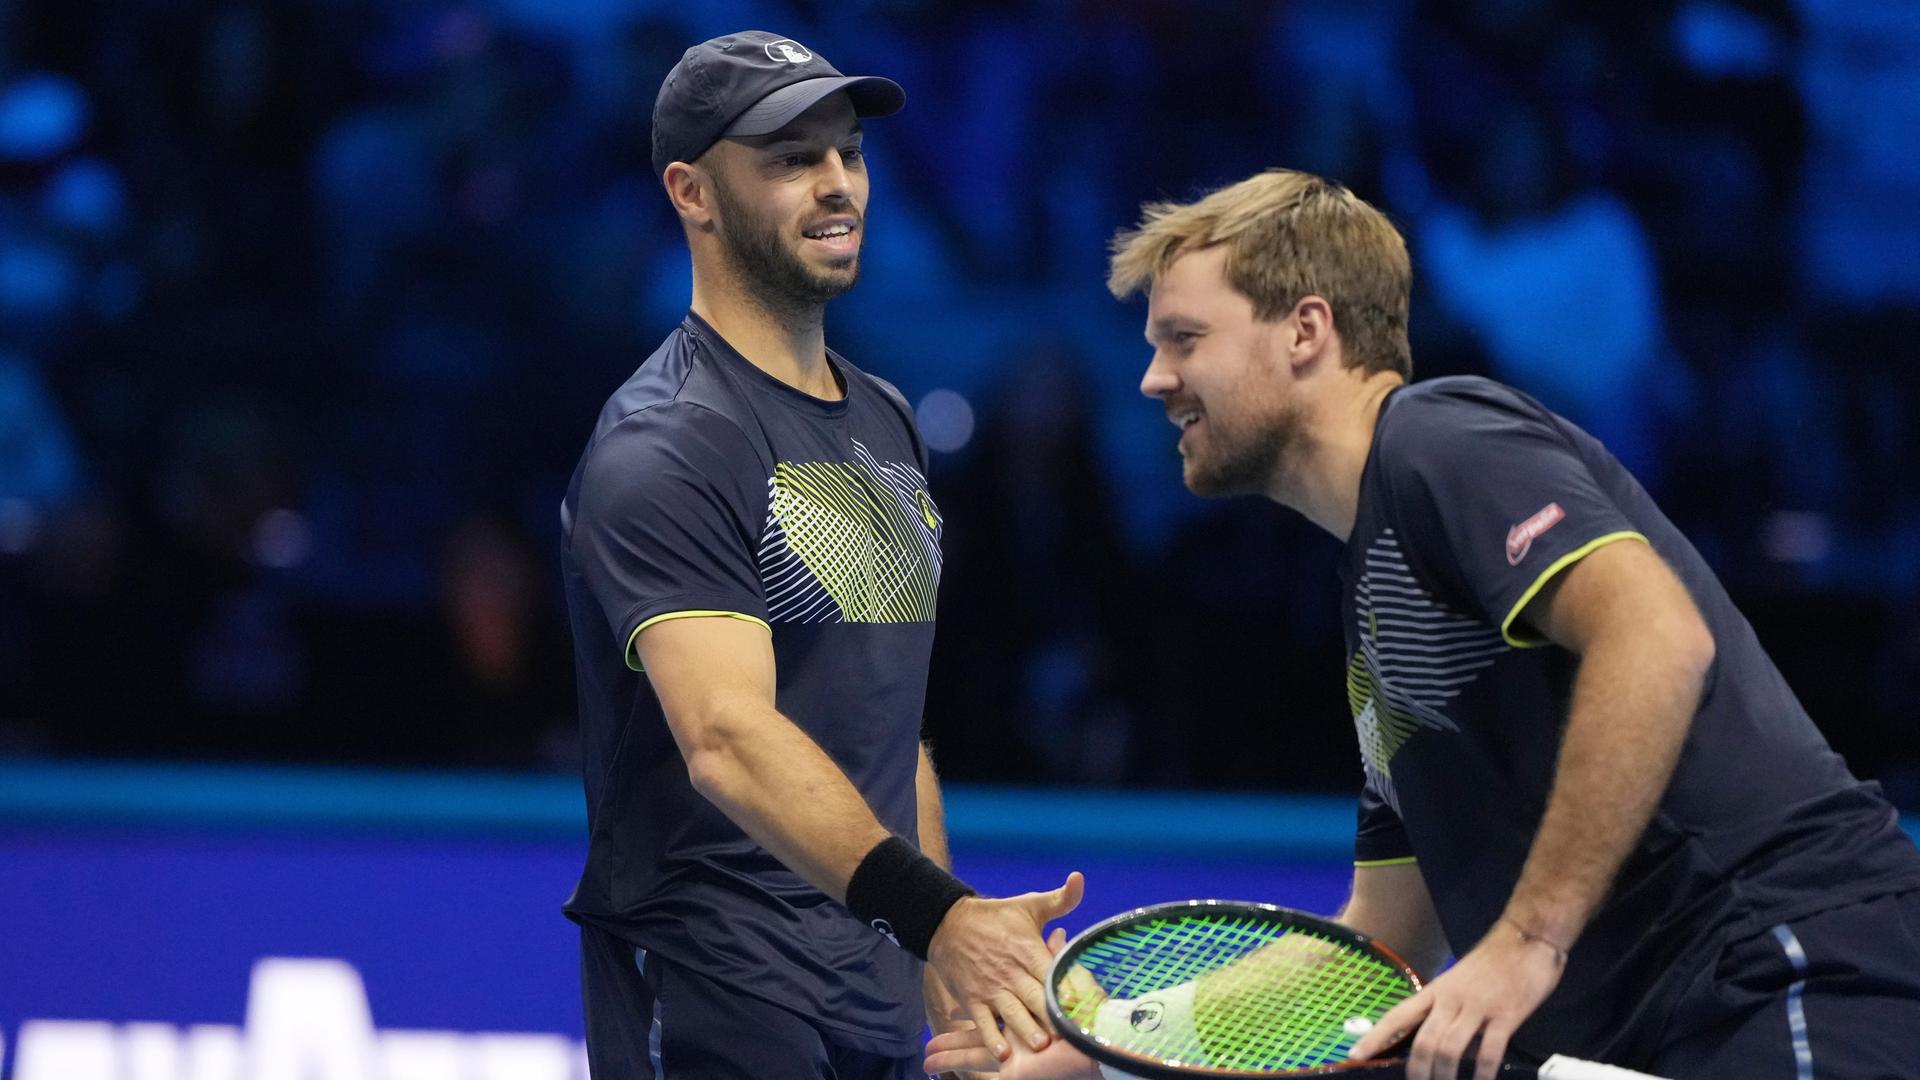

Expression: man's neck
xmin=1266 ymin=373 xmax=1403 ymax=542
xmin=690 ymin=276 xmax=841 ymax=401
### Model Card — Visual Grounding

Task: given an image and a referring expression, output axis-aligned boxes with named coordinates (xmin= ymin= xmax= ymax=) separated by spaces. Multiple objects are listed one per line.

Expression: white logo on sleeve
xmin=766 ymin=40 xmax=813 ymax=64
xmin=869 ymin=918 xmax=900 ymax=947
xmin=1506 ymin=502 xmax=1565 ymax=566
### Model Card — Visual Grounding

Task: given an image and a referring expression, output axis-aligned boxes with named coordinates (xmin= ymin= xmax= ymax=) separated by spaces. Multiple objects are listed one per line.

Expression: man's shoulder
xmin=568 ymin=381 xmax=766 ymax=541
xmin=587 ymin=327 xmax=757 ymax=460
xmin=1382 ymin=376 xmax=1541 ymax=431
xmin=1376 ymin=377 xmax=1558 ymax=468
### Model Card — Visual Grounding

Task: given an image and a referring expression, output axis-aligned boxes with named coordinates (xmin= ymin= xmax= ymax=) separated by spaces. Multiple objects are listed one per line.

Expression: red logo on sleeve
xmin=1506 ymin=502 xmax=1565 ymax=566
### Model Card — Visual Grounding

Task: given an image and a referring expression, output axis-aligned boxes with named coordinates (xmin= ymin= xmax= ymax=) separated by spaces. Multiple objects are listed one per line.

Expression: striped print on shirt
xmin=1348 ymin=529 xmax=1509 ymax=815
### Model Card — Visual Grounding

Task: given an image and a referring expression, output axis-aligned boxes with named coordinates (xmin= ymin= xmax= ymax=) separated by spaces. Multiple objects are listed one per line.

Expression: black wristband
xmin=844 ymin=836 xmax=975 ymax=960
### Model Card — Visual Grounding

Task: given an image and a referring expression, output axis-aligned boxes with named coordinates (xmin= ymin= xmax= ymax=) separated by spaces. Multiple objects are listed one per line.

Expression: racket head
xmin=1046 ymin=900 xmax=1422 ymax=1078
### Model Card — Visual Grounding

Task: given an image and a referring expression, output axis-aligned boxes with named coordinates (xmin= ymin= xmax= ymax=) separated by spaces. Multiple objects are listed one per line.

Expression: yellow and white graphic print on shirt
xmin=1347 ymin=529 xmax=1510 ymax=815
xmin=757 ymin=439 xmax=943 ymax=623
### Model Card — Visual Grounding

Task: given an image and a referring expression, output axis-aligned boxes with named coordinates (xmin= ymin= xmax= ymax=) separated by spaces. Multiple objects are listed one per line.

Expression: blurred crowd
xmin=0 ymin=0 xmax=1916 ymax=803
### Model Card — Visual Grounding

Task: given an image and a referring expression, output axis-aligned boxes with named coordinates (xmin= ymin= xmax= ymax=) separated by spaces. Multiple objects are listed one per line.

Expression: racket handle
xmin=1532 ymin=1054 xmax=1673 ymax=1080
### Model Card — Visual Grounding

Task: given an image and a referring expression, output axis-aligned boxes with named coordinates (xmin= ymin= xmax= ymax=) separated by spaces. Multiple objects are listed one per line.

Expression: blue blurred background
xmin=0 ymin=0 xmax=1918 ymax=1071
xmin=4 ymin=0 xmax=1919 ymax=799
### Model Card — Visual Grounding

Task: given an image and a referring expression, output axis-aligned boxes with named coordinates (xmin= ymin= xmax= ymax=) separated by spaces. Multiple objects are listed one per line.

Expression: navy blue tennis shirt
xmin=559 ymin=313 xmax=941 ymax=1054
xmin=1342 ymin=376 xmax=1920 ymax=1063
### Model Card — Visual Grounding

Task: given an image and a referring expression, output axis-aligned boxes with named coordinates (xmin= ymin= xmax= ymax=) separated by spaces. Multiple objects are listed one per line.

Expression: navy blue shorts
xmin=1645 ymin=888 xmax=1920 ymax=1079
xmin=578 ymin=924 xmax=922 ymax=1080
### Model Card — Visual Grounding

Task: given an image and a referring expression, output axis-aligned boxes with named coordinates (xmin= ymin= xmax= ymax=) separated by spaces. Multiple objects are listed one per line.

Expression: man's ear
xmin=1289 ymin=295 xmax=1337 ymax=373
xmin=664 ymin=161 xmax=717 ymax=231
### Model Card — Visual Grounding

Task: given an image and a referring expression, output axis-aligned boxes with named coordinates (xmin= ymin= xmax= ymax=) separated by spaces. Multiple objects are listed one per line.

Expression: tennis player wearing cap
xmin=929 ymin=170 xmax=1920 ymax=1080
xmin=560 ymin=30 xmax=1081 ymax=1079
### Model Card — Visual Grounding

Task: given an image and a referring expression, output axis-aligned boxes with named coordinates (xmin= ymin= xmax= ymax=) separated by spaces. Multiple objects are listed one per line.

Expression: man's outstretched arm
xmin=638 ymin=615 xmax=1082 ymax=1059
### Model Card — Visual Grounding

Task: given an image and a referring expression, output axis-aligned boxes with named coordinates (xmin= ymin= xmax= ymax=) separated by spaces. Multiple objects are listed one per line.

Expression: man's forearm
xmin=682 ymin=700 xmax=892 ymax=902
xmin=1500 ymin=631 xmax=1709 ymax=950
xmin=916 ymin=742 xmax=969 ymax=1036
xmin=643 ymin=617 xmax=973 ymax=966
xmin=917 ymin=741 xmax=954 ymax=869
xmin=1338 ymin=862 xmax=1451 ymax=977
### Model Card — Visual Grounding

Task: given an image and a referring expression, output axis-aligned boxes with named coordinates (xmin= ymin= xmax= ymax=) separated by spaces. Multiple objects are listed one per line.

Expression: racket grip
xmin=1533 ymin=1055 xmax=1674 ymax=1080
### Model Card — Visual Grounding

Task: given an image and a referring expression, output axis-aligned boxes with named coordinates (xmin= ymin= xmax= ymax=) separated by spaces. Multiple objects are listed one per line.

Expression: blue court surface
xmin=0 ymin=762 xmax=1356 ymax=1075
xmin=3 ymin=761 xmax=1913 ymax=1078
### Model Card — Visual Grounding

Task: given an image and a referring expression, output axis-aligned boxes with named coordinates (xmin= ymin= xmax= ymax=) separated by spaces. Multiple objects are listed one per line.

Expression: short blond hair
xmin=1108 ymin=169 xmax=1412 ymax=377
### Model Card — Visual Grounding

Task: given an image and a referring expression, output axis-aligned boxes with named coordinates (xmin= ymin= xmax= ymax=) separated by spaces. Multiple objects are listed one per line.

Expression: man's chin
xmin=804 ymin=264 xmax=860 ymax=300
xmin=809 ymin=254 xmax=859 ymax=280
xmin=1182 ymin=460 xmax=1224 ymax=498
xmin=1183 ymin=457 xmax=1265 ymax=499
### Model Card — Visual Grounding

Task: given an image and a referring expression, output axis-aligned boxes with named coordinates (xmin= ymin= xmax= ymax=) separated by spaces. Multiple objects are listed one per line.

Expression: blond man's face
xmin=1138 ymin=246 xmax=1304 ymax=498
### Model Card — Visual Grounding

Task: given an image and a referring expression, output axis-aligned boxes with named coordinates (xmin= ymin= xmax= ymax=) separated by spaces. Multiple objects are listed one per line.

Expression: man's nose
xmin=815 ymin=150 xmax=855 ymax=202
xmin=1140 ymin=353 xmax=1178 ymax=399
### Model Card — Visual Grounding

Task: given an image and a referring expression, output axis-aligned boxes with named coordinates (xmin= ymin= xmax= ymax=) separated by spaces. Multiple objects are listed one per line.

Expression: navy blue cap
xmin=651 ymin=31 xmax=905 ymax=179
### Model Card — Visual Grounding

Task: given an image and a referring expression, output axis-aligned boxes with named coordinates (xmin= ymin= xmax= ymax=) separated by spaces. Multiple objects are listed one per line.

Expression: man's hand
xmin=928 ymin=872 xmax=1085 ymax=1059
xmin=927 ymin=926 xmax=1099 ymax=1080
xmin=926 ymin=929 xmax=1097 ymax=1080
xmin=1347 ymin=920 xmax=1564 ymax=1080
xmin=927 ymin=963 xmax=969 ymax=1045
xmin=1053 ymin=956 xmax=1108 ymax=1029
xmin=925 ymin=1024 xmax=1101 ymax=1080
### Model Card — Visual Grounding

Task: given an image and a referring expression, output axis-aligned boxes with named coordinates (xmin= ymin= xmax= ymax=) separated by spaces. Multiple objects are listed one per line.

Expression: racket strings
xmin=1060 ymin=913 xmax=1417 ymax=1070
xmin=1197 ymin=950 xmax=1410 ymax=1067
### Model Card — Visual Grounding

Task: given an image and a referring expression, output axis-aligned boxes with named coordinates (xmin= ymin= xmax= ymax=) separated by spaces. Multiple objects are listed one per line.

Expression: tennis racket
xmin=1044 ymin=900 xmax=1668 ymax=1080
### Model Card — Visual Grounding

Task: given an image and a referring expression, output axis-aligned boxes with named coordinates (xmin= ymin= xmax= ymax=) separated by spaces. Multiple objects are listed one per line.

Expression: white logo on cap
xmin=766 ymin=39 xmax=813 ymax=64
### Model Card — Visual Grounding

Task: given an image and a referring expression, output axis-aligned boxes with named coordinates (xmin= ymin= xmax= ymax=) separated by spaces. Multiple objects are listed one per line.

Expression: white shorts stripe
xmin=636 ymin=947 xmax=665 ymax=1078
xmin=1770 ymin=923 xmax=1813 ymax=1080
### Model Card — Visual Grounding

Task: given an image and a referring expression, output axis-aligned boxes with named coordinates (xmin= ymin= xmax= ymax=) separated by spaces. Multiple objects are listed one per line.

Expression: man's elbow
xmin=1669 ymin=609 xmax=1716 ymax=684
xmin=673 ymin=705 xmax=752 ymax=804
xmin=683 ymin=743 xmax=738 ymax=803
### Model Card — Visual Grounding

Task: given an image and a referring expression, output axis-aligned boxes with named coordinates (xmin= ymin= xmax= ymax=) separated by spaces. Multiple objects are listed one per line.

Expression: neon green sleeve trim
xmin=1499 ymin=531 xmax=1649 ymax=649
xmin=624 ymin=610 xmax=772 ymax=671
xmin=1354 ymin=856 xmax=1418 ymax=868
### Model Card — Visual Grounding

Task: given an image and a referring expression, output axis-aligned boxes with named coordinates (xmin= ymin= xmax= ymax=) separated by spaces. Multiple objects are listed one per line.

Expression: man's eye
xmin=841 ymin=147 xmax=864 ymax=164
xmin=779 ymin=154 xmax=806 ymax=168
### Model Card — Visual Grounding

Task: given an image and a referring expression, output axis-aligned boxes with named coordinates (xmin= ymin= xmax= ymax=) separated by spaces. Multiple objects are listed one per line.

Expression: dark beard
xmin=711 ymin=175 xmax=860 ymax=315
xmin=1185 ymin=399 xmax=1304 ymax=498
